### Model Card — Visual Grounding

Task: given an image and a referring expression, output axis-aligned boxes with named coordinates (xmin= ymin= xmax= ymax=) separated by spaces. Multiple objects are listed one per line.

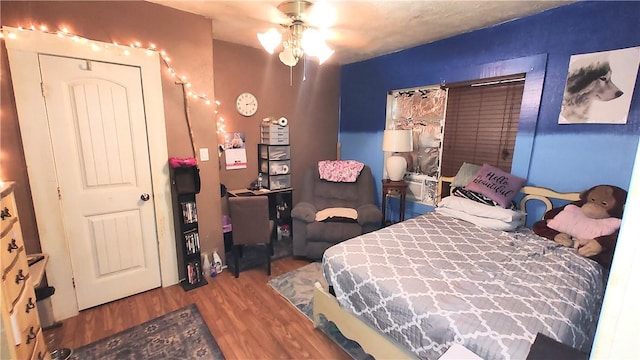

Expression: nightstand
xmin=381 ymin=179 xmax=408 ymax=226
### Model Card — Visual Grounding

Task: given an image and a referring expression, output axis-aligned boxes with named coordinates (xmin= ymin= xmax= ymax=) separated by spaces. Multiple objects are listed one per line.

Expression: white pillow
xmin=438 ymin=196 xmax=526 ymax=223
xmin=436 ymin=207 xmax=522 ymax=232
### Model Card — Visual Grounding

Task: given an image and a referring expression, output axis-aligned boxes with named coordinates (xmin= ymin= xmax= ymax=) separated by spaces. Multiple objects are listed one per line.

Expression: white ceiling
xmin=147 ymin=0 xmax=574 ymax=65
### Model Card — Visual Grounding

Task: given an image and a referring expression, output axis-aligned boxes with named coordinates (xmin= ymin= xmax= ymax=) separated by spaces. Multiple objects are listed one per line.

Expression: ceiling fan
xmin=257 ymin=0 xmax=336 ymax=67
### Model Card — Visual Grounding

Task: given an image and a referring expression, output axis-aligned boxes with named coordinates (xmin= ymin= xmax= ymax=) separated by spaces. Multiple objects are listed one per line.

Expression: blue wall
xmin=339 ymin=1 xmax=640 ymax=220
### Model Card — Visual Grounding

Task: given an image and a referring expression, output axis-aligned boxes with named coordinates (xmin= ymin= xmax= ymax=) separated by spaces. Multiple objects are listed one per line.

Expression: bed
xmin=313 ymin=176 xmax=605 ymax=360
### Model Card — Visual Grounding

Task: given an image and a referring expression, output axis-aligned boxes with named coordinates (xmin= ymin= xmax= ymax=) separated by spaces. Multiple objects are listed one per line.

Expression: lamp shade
xmin=257 ymin=28 xmax=282 ymax=54
xmin=382 ymin=130 xmax=413 ymax=152
xmin=382 ymin=130 xmax=413 ymax=181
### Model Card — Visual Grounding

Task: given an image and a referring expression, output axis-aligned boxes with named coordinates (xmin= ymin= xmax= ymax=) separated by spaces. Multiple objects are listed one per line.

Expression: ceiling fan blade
xmin=269 ymin=9 xmax=293 ymax=26
xmin=269 ymin=0 xmax=336 ymax=28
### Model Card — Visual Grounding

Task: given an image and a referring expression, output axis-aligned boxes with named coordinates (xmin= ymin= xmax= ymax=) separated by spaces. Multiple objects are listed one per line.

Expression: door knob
xmin=140 ymin=193 xmax=150 ymax=201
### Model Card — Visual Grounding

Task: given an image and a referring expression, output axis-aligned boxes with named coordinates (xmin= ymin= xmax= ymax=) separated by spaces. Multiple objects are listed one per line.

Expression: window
xmin=385 ymin=85 xmax=448 ymax=205
xmin=441 ymin=75 xmax=525 ymax=176
xmin=385 ymin=75 xmax=525 ymax=205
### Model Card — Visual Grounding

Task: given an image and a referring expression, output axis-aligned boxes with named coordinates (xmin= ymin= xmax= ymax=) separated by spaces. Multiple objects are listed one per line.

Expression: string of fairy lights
xmin=0 ymin=24 xmax=227 ymax=134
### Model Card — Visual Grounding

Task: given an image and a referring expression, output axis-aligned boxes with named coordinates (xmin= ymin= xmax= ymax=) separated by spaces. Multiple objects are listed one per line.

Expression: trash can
xmin=35 ymin=286 xmax=57 ymax=330
xmin=35 ymin=286 xmax=72 ymax=360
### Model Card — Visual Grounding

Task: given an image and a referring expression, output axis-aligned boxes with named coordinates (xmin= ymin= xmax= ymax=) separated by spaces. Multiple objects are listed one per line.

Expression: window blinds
xmin=441 ymin=76 xmax=525 ymax=177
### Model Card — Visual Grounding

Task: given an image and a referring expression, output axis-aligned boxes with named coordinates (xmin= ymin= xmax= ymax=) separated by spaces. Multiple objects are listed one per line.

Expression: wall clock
xmin=235 ymin=92 xmax=258 ymax=117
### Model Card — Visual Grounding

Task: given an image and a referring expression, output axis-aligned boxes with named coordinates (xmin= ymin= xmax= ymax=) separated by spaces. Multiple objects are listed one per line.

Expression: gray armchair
xmin=292 ymin=164 xmax=382 ymax=259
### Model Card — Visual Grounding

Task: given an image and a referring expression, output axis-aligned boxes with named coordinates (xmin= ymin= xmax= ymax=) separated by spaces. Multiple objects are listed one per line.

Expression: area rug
xmin=226 ymin=236 xmax=292 ymax=273
xmin=69 ymin=304 xmax=225 ymax=360
xmin=268 ymin=262 xmax=374 ymax=360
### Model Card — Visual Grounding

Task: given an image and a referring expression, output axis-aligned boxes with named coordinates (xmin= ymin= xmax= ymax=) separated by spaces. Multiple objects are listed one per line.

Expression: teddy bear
xmin=532 ymin=184 xmax=627 ymax=268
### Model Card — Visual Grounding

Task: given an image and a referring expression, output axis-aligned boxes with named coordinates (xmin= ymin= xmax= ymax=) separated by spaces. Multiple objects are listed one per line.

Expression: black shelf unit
xmin=170 ymin=165 xmax=207 ymax=291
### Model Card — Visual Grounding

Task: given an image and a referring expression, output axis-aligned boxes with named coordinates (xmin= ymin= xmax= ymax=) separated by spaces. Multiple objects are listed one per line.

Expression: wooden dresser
xmin=1 ymin=182 xmax=50 ymax=360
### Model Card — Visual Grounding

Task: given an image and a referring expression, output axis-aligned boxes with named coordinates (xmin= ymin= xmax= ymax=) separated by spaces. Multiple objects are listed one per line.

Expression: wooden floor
xmin=45 ymin=257 xmax=351 ymax=360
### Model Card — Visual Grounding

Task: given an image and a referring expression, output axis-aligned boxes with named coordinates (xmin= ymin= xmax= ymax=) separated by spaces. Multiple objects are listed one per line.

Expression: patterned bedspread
xmin=322 ymin=212 xmax=605 ymax=360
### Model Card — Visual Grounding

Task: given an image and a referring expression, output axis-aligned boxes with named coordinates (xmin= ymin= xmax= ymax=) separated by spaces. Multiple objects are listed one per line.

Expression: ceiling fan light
xmin=257 ymin=28 xmax=282 ymax=54
xmin=262 ymin=0 xmax=336 ymax=68
xmin=316 ymin=45 xmax=334 ymax=65
xmin=301 ymin=28 xmax=324 ymax=56
xmin=279 ymin=48 xmax=299 ymax=67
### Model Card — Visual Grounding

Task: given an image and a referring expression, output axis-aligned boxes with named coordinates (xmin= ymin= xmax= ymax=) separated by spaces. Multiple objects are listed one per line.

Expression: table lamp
xmin=382 ymin=129 xmax=413 ymax=181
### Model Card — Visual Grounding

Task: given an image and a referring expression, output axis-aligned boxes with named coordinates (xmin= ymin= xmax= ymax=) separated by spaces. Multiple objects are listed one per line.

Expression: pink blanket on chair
xmin=318 ymin=160 xmax=365 ymax=182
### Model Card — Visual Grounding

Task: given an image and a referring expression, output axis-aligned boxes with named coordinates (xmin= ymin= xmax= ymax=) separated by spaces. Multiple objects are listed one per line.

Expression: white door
xmin=39 ymin=54 xmax=161 ymax=310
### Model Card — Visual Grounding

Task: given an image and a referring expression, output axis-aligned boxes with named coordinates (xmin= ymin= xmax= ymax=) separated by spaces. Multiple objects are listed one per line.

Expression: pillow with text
xmin=464 ymin=163 xmax=526 ymax=208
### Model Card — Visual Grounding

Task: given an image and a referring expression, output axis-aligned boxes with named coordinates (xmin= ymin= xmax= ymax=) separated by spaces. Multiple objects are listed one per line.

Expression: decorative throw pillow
xmin=547 ymin=204 xmax=622 ymax=239
xmin=451 ymin=162 xmax=482 ymax=188
xmin=318 ymin=160 xmax=365 ymax=183
xmin=464 ymin=163 xmax=526 ymax=208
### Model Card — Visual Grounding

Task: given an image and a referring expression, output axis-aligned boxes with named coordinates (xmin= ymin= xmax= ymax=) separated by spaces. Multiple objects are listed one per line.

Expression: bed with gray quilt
xmin=321 ymin=211 xmax=605 ymax=360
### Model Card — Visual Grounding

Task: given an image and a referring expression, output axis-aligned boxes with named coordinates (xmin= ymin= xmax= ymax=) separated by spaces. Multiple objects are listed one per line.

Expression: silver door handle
xmin=140 ymin=193 xmax=150 ymax=201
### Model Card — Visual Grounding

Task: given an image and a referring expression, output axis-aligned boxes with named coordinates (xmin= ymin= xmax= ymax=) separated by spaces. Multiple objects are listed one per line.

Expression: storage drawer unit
xmin=262 ymin=138 xmax=289 ymax=146
xmin=259 ymin=159 xmax=291 ymax=176
xmin=260 ymin=124 xmax=289 ymax=145
xmin=260 ymin=134 xmax=289 ymax=145
xmin=258 ymin=143 xmax=292 ymax=190
xmin=264 ymin=174 xmax=291 ymax=190
xmin=259 ymin=144 xmax=290 ymax=160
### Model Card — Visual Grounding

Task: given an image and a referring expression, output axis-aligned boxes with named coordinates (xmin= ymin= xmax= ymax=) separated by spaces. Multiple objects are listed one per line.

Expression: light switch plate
xmin=199 ymin=148 xmax=209 ymax=162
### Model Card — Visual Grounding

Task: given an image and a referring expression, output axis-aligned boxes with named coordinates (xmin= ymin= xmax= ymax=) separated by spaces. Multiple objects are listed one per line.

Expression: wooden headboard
xmin=437 ymin=176 xmax=580 ymax=220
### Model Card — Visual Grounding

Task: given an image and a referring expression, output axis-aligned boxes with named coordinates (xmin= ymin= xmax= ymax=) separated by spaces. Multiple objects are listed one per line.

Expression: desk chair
xmin=228 ymin=196 xmax=274 ymax=278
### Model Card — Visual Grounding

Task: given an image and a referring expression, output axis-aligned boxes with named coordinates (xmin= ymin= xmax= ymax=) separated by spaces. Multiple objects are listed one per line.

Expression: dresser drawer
xmin=30 ymin=331 xmax=49 ymax=360
xmin=3 ymin=250 xmax=29 ymax=309
xmin=15 ymin=323 xmax=43 ymax=360
xmin=1 ymin=188 xmax=17 ymax=223
xmin=2 ymin=218 xmax=24 ymax=273
xmin=13 ymin=277 xmax=39 ymax=341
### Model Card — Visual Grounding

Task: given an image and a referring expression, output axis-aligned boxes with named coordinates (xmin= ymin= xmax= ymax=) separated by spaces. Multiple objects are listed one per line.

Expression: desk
xmin=381 ymin=180 xmax=407 ymax=226
xmin=27 ymin=253 xmax=49 ymax=287
xmin=228 ymin=187 xmax=292 ymax=197
xmin=27 ymin=253 xmax=61 ymax=330
xmin=228 ymin=187 xmax=293 ymax=220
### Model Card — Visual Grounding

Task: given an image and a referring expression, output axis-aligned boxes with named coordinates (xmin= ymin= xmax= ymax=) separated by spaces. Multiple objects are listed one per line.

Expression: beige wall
xmin=213 ymin=40 xmax=340 ymax=196
xmin=1 ymin=1 xmax=341 ymax=263
xmin=0 ymin=1 xmax=221 ymax=257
